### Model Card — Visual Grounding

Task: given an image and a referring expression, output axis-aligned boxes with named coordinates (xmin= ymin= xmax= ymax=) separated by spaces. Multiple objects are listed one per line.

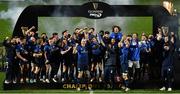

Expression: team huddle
xmin=3 ymin=25 xmax=176 ymax=91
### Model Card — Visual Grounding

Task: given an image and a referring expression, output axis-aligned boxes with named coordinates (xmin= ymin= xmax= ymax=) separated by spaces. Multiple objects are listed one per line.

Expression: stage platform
xmin=4 ymin=80 xmax=176 ymax=90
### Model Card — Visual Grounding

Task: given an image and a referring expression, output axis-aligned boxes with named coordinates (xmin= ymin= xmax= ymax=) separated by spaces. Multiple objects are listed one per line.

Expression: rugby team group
xmin=3 ymin=25 xmax=176 ymax=91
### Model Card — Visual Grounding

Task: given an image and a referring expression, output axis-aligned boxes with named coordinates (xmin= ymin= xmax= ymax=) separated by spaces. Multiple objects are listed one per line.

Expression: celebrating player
xmin=118 ymin=37 xmax=130 ymax=92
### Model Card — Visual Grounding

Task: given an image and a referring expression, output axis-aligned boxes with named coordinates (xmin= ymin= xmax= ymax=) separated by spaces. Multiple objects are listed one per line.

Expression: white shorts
xmin=128 ymin=60 xmax=140 ymax=68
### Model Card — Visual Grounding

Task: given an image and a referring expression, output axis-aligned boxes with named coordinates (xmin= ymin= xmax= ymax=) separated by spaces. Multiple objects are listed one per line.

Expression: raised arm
xmin=61 ymin=46 xmax=72 ymax=55
xmin=25 ymin=26 xmax=35 ymax=35
xmin=73 ymin=43 xmax=78 ymax=54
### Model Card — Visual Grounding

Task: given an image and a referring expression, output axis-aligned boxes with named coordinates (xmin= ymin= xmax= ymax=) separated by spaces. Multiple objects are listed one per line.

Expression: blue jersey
xmin=16 ymin=44 xmax=27 ymax=55
xmin=119 ymin=44 xmax=129 ymax=64
xmin=91 ymin=42 xmax=101 ymax=55
xmin=89 ymin=34 xmax=95 ymax=40
xmin=68 ymin=38 xmax=76 ymax=47
xmin=26 ymin=35 xmax=31 ymax=42
xmin=140 ymin=41 xmax=150 ymax=52
xmin=26 ymin=40 xmax=36 ymax=55
xmin=33 ymin=44 xmax=42 ymax=53
xmin=44 ymin=44 xmax=56 ymax=60
xmin=129 ymin=39 xmax=140 ymax=61
xmin=44 ymin=44 xmax=51 ymax=60
xmin=110 ymin=32 xmax=123 ymax=42
xmin=61 ymin=44 xmax=69 ymax=51
xmin=149 ymin=39 xmax=155 ymax=49
xmin=102 ymin=37 xmax=110 ymax=46
xmin=77 ymin=45 xmax=89 ymax=65
xmin=61 ymin=44 xmax=71 ymax=57
xmin=15 ymin=44 xmax=28 ymax=61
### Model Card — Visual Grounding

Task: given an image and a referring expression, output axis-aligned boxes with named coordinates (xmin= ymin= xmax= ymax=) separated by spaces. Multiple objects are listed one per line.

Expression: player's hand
xmin=45 ymin=60 xmax=49 ymax=64
xmin=33 ymin=54 xmax=38 ymax=57
xmin=23 ymin=58 xmax=28 ymax=62
xmin=164 ymin=46 xmax=169 ymax=50
xmin=75 ymin=43 xmax=78 ymax=47
xmin=108 ymin=44 xmax=111 ymax=48
xmin=68 ymin=46 xmax=72 ymax=50
xmin=21 ymin=26 xmax=24 ymax=30
xmin=32 ymin=26 xmax=35 ymax=29
xmin=126 ymin=44 xmax=130 ymax=48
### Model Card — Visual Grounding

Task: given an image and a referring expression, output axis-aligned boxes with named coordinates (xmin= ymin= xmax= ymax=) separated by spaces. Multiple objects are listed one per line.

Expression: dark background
xmin=11 ymin=2 xmax=180 ymax=88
